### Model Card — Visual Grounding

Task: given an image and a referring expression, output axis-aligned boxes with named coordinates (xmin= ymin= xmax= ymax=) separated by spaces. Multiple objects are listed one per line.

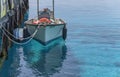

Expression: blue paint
xmin=1 ymin=0 xmax=120 ymax=77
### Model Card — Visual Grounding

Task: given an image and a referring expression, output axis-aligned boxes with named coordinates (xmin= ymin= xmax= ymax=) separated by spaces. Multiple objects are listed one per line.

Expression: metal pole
xmin=37 ymin=0 xmax=39 ymax=19
xmin=53 ymin=0 xmax=55 ymax=20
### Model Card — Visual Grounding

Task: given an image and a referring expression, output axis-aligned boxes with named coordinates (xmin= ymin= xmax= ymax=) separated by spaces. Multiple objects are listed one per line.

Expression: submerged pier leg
xmin=0 ymin=34 xmax=8 ymax=58
xmin=0 ymin=0 xmax=29 ymax=58
xmin=0 ymin=23 xmax=11 ymax=58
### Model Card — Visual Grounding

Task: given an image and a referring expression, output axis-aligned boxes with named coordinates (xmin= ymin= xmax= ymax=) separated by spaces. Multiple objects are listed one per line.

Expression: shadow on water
xmin=0 ymin=38 xmax=67 ymax=77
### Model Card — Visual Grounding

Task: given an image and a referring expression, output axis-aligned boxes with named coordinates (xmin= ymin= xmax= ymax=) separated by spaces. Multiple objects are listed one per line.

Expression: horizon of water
xmin=1 ymin=0 xmax=120 ymax=77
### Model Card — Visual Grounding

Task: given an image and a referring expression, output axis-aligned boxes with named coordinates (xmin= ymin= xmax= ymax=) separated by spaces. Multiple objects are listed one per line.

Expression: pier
xmin=0 ymin=0 xmax=29 ymax=57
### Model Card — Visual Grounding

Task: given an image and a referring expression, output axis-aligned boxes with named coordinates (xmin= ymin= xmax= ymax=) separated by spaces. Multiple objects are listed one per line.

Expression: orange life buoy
xmin=39 ymin=18 xmax=51 ymax=24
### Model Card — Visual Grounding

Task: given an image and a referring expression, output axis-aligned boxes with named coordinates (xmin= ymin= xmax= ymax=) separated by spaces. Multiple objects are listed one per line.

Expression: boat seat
xmin=39 ymin=11 xmax=50 ymax=19
xmin=39 ymin=8 xmax=51 ymax=19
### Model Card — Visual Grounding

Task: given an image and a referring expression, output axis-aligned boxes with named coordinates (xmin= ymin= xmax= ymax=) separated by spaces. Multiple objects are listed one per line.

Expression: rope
xmin=2 ymin=25 xmax=40 ymax=40
xmin=1 ymin=28 xmax=33 ymax=45
xmin=0 ymin=23 xmax=41 ymax=45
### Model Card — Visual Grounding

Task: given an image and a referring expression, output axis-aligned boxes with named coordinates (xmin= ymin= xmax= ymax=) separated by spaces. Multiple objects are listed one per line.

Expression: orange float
xmin=33 ymin=20 xmax=39 ymax=24
xmin=33 ymin=18 xmax=51 ymax=25
xmin=39 ymin=18 xmax=51 ymax=24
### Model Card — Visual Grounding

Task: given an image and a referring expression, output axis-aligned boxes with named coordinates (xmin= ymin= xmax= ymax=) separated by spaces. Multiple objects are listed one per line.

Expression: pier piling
xmin=0 ymin=0 xmax=29 ymax=58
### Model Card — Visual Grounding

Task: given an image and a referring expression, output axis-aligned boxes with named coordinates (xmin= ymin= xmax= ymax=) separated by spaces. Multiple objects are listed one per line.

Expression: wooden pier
xmin=0 ymin=0 xmax=29 ymax=57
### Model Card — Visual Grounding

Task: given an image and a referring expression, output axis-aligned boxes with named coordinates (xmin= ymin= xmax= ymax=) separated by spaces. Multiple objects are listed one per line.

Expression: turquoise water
xmin=1 ymin=0 xmax=120 ymax=77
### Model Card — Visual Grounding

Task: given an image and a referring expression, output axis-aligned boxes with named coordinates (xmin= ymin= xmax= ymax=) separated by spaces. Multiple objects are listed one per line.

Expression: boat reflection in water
xmin=11 ymin=37 xmax=67 ymax=77
xmin=27 ymin=38 xmax=67 ymax=76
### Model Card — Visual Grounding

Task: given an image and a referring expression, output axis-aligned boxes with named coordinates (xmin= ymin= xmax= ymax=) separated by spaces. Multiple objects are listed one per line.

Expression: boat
xmin=25 ymin=0 xmax=67 ymax=45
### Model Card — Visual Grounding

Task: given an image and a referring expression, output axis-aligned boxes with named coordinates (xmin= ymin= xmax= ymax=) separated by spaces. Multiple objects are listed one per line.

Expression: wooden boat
xmin=25 ymin=0 xmax=67 ymax=45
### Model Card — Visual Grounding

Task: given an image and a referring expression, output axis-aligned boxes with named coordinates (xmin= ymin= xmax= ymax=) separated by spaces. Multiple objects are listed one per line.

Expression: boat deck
xmin=25 ymin=18 xmax=65 ymax=26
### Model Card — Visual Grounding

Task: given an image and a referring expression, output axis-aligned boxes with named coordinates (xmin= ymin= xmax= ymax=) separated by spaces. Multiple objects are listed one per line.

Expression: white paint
xmin=14 ymin=28 xmax=23 ymax=39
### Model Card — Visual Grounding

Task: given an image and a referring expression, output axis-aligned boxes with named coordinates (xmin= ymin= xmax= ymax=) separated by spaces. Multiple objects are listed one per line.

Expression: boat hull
xmin=26 ymin=24 xmax=65 ymax=45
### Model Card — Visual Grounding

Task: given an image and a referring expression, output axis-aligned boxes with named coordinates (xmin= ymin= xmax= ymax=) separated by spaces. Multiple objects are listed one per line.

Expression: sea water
xmin=1 ymin=0 xmax=120 ymax=77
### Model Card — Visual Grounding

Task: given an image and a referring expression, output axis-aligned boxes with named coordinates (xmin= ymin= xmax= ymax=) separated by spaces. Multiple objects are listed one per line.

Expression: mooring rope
xmin=0 ymin=23 xmax=41 ymax=45
xmin=1 ymin=29 xmax=33 ymax=45
xmin=2 ymin=25 xmax=39 ymax=40
xmin=2 ymin=29 xmax=34 ymax=45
